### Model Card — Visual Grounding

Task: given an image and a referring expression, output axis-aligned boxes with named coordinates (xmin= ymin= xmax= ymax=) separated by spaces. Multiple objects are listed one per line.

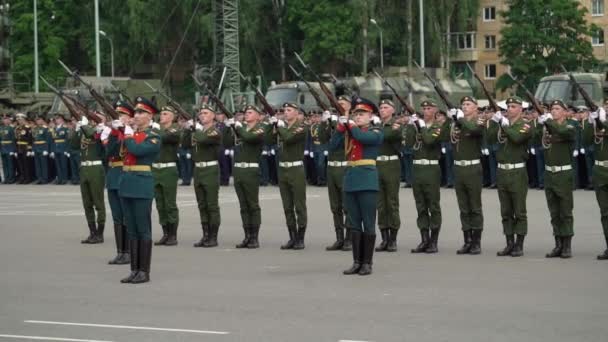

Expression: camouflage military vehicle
xmin=0 ymin=73 xmax=55 ymax=114
xmin=535 ymin=72 xmax=607 ymax=107
xmin=265 ymin=81 xmax=335 ymax=113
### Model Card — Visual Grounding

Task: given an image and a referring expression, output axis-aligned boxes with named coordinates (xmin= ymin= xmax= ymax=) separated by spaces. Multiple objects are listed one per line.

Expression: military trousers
xmin=312 ymin=144 xmax=327 ymax=184
xmin=327 ymin=164 xmax=346 ymax=230
xmin=278 ymin=165 xmax=307 ymax=228
xmin=497 ymin=168 xmax=528 ymax=235
xmin=544 ymin=170 xmax=574 ymax=237
xmin=34 ymin=152 xmax=49 ymax=182
xmin=377 ymin=160 xmax=401 ymax=230
xmin=234 ymin=167 xmax=261 ymax=226
xmin=193 ymin=164 xmax=221 ymax=226
xmin=54 ymin=152 xmax=69 ymax=183
xmin=80 ymin=164 xmax=106 ymax=225
xmin=121 ymin=197 xmax=153 ymax=240
xmin=454 ymin=163 xmax=483 ymax=231
xmin=344 ymin=190 xmax=377 ymax=234
xmin=69 ymin=152 xmax=80 ymax=183
xmin=107 ymin=189 xmax=123 ymax=226
xmin=153 ymin=166 xmax=179 ymax=226
xmin=594 ymin=183 xmax=608 ymax=237
xmin=412 ymin=165 xmax=442 ymax=231
xmin=16 ymin=151 xmax=31 ymax=182
xmin=1 ymin=153 xmax=15 ymax=182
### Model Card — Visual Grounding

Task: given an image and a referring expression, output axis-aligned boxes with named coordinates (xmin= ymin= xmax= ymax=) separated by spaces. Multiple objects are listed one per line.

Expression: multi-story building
xmin=451 ymin=0 xmax=608 ymax=93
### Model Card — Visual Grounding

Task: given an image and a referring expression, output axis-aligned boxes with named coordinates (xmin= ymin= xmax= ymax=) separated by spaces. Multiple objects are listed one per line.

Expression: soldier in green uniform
xmin=270 ymin=103 xmax=308 ymax=250
xmin=336 ymin=98 xmax=384 ymax=276
xmin=51 ymin=113 xmax=70 ymax=184
xmin=585 ymin=106 xmax=608 ymax=259
xmin=405 ymin=100 xmax=446 ymax=254
xmin=321 ymin=96 xmax=352 ymax=251
xmin=375 ymin=99 xmax=402 ymax=252
xmin=540 ymin=100 xmax=576 ymax=258
xmin=449 ymin=96 xmax=485 ymax=255
xmin=1 ymin=113 xmax=17 ymax=184
xmin=188 ymin=104 xmax=222 ymax=248
xmin=120 ymin=97 xmax=161 ymax=284
xmin=102 ymin=101 xmax=134 ymax=265
xmin=32 ymin=115 xmax=51 ymax=184
xmin=151 ymin=106 xmax=181 ymax=246
xmin=224 ymin=105 xmax=267 ymax=249
xmin=72 ymin=114 xmax=107 ymax=244
xmin=487 ymin=97 xmax=533 ymax=257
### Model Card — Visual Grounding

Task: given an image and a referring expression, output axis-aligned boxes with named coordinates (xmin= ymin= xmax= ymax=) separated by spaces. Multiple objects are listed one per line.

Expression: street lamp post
xmin=34 ymin=0 xmax=39 ymax=93
xmin=94 ymin=0 xmax=100 ymax=77
xmin=370 ymin=18 xmax=384 ymax=70
xmin=419 ymin=0 xmax=425 ymax=68
xmin=99 ymin=30 xmax=114 ymax=78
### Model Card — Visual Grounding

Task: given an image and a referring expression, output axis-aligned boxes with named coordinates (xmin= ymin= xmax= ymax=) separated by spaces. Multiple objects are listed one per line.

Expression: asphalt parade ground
xmin=0 ymin=184 xmax=607 ymax=342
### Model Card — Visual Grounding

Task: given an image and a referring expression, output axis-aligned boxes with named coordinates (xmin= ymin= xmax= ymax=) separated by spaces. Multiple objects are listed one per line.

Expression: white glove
xmin=227 ymin=118 xmax=235 ymax=127
xmin=101 ymin=126 xmax=112 ymax=141
xmin=372 ymin=115 xmax=381 ymax=125
xmin=234 ymin=121 xmax=243 ymax=129
xmin=50 ymin=152 xmax=55 ymax=158
xmin=124 ymin=125 xmax=134 ymax=136
xmin=530 ymin=148 xmax=536 ymax=155
xmin=269 ymin=116 xmax=278 ymax=124
xmin=348 ymin=120 xmax=356 ymax=127
xmin=324 ymin=150 xmax=328 ymax=156
xmin=599 ymin=107 xmax=607 ymax=123
xmin=151 ymin=122 xmax=160 ymax=130
xmin=500 ymin=117 xmax=510 ymax=127
xmin=42 ymin=151 xmax=48 ymax=156
xmin=304 ymin=150 xmax=309 ymax=156
xmin=483 ymin=148 xmax=490 ymax=156
xmin=229 ymin=149 xmax=234 ymax=156
xmin=492 ymin=111 xmax=503 ymax=123
xmin=330 ymin=115 xmax=338 ymax=122
xmin=195 ymin=123 xmax=204 ymax=131
xmin=573 ymin=150 xmax=579 ymax=157
xmin=456 ymin=109 xmax=464 ymax=120
xmin=224 ymin=150 xmax=230 ymax=156
xmin=75 ymin=122 xmax=82 ymax=130
xmin=79 ymin=116 xmax=89 ymax=126
xmin=186 ymin=153 xmax=191 ymax=159
xmin=449 ymin=108 xmax=458 ymax=119
xmin=338 ymin=116 xmax=348 ymax=124
xmin=441 ymin=147 xmax=446 ymax=154
xmin=580 ymin=148 xmax=586 ymax=154
xmin=417 ymin=119 xmax=426 ymax=128
xmin=9 ymin=152 xmax=15 ymax=157
xmin=591 ymin=110 xmax=599 ymax=120
xmin=95 ymin=123 xmax=105 ymax=133
xmin=271 ymin=149 xmax=276 ymax=155
xmin=111 ymin=120 xmax=123 ymax=129
xmin=310 ymin=151 xmax=314 ymax=157
xmin=277 ymin=120 xmax=286 ymax=128
xmin=186 ymin=119 xmax=194 ymax=128
xmin=322 ymin=111 xmax=331 ymax=122
xmin=65 ymin=152 xmax=70 ymax=157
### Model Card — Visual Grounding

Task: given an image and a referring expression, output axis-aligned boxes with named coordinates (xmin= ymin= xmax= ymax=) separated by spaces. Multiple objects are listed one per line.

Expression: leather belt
xmin=81 ymin=160 xmax=103 ymax=167
xmin=498 ymin=162 xmax=525 ymax=170
xmin=348 ymin=159 xmax=376 ymax=167
xmin=17 ymin=142 xmax=28 ymax=145
xmin=195 ymin=161 xmax=218 ymax=168
xmin=454 ymin=159 xmax=480 ymax=167
xmin=234 ymin=162 xmax=259 ymax=168
xmin=279 ymin=161 xmax=303 ymax=168
xmin=545 ymin=165 xmax=572 ymax=173
xmin=376 ymin=155 xmax=399 ymax=161
xmin=413 ymin=159 xmax=439 ymax=165
xmin=54 ymin=139 xmax=66 ymax=143
xmin=1 ymin=141 xmax=13 ymax=144
xmin=152 ymin=162 xmax=177 ymax=169
xmin=123 ymin=165 xmax=152 ymax=172
xmin=327 ymin=161 xmax=348 ymax=167
xmin=109 ymin=161 xmax=124 ymax=168
xmin=34 ymin=141 xmax=46 ymax=145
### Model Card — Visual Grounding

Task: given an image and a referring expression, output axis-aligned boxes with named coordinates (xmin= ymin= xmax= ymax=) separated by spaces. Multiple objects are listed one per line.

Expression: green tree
xmin=497 ymin=0 xmax=599 ymax=92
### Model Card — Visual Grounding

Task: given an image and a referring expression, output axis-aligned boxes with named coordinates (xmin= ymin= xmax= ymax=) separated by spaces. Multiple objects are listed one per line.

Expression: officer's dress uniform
xmin=52 ymin=121 xmax=70 ymax=184
xmin=177 ymin=133 xmax=193 ymax=186
xmin=32 ymin=122 xmax=51 ymax=184
xmin=16 ymin=120 xmax=34 ymax=183
xmin=310 ymin=121 xmax=327 ymax=186
xmin=67 ymin=125 xmax=81 ymax=184
xmin=0 ymin=120 xmax=17 ymax=183
xmin=152 ymin=122 xmax=180 ymax=246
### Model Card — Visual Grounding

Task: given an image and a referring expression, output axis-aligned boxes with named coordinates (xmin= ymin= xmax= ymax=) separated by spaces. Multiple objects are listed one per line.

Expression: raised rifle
xmin=288 ymin=64 xmax=330 ymax=112
xmin=40 ymin=76 xmax=102 ymax=123
xmin=413 ymin=61 xmax=456 ymax=110
xmin=373 ymin=71 xmax=416 ymax=116
xmin=329 ymin=74 xmax=357 ymax=98
xmin=294 ymin=52 xmax=346 ymax=116
xmin=143 ymin=81 xmax=192 ymax=120
xmin=192 ymin=75 xmax=234 ymax=118
xmin=57 ymin=59 xmax=119 ymax=120
xmin=506 ymin=72 xmax=545 ymax=115
xmin=466 ymin=63 xmax=501 ymax=113
xmin=237 ymin=71 xmax=276 ymax=116
xmin=561 ymin=65 xmax=598 ymax=112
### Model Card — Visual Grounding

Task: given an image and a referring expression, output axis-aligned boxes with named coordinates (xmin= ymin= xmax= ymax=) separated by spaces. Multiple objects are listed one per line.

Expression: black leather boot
xmin=359 ymin=234 xmax=376 ymax=276
xmin=545 ymin=236 xmax=563 ymax=258
xmin=109 ymin=224 xmax=128 ymax=264
xmin=235 ymin=225 xmax=250 ymax=248
xmin=203 ymin=224 xmax=219 ymax=247
xmin=92 ymin=223 xmax=104 ymax=243
xmin=342 ymin=228 xmax=352 ymax=251
xmin=131 ymin=240 xmax=151 ymax=284
xmin=293 ymin=226 xmax=306 ymax=250
xmin=119 ymin=224 xmax=130 ymax=264
xmin=343 ymin=230 xmax=362 ymax=275
xmin=457 ymin=230 xmax=472 ymax=255
xmin=154 ymin=225 xmax=169 ymax=246
xmin=510 ymin=234 xmax=525 ymax=257
xmin=469 ymin=230 xmax=482 ymax=255
xmin=81 ymin=223 xmax=97 ymax=244
xmin=497 ymin=234 xmax=515 ymax=256
xmin=281 ymin=227 xmax=297 ymax=250
xmin=560 ymin=236 xmax=572 ymax=258
xmin=375 ymin=228 xmax=389 ymax=252
xmin=193 ymin=224 xmax=209 ymax=247
xmin=164 ymin=223 xmax=178 ymax=246
xmin=386 ymin=229 xmax=398 ymax=252
xmin=247 ymin=225 xmax=260 ymax=249
xmin=326 ymin=227 xmax=344 ymax=251
xmin=121 ymin=239 xmax=139 ymax=283
xmin=425 ymin=229 xmax=440 ymax=253
xmin=411 ymin=230 xmax=430 ymax=253
xmin=598 ymin=236 xmax=608 ymax=260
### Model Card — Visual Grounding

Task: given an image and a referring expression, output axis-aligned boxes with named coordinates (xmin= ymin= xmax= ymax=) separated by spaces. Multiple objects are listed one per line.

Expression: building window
xmin=451 ymin=32 xmax=476 ymax=50
xmin=485 ymin=64 xmax=497 ymax=79
xmin=483 ymin=7 xmax=496 ymax=21
xmin=593 ymin=28 xmax=605 ymax=46
xmin=592 ymin=0 xmax=604 ymax=16
xmin=485 ymin=35 xmax=496 ymax=49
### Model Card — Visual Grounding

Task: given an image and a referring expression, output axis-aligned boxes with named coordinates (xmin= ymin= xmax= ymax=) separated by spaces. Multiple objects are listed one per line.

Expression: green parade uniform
xmin=542 ymin=101 xmax=576 ymax=258
xmin=0 ymin=117 xmax=17 ymax=184
xmin=224 ymin=106 xmax=267 ymax=249
xmin=405 ymin=101 xmax=447 ymax=254
xmin=319 ymin=116 xmax=351 ymax=251
xmin=120 ymin=97 xmax=161 ymax=284
xmin=337 ymin=98 xmax=384 ymax=276
xmin=152 ymin=121 xmax=180 ymax=246
xmin=375 ymin=101 xmax=402 ymax=252
xmin=273 ymin=103 xmax=308 ymax=250
xmin=70 ymin=119 xmax=106 ymax=244
xmin=486 ymin=97 xmax=533 ymax=257
xmin=449 ymin=98 xmax=485 ymax=255
xmin=187 ymin=111 xmax=222 ymax=248
xmin=583 ymin=109 xmax=608 ymax=259
xmin=32 ymin=120 xmax=51 ymax=184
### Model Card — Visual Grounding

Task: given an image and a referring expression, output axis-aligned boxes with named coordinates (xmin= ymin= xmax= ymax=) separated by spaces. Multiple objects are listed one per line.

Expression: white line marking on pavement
xmin=24 ymin=321 xmax=229 ymax=335
xmin=339 ymin=340 xmax=372 ymax=342
xmin=0 ymin=334 xmax=113 ymax=342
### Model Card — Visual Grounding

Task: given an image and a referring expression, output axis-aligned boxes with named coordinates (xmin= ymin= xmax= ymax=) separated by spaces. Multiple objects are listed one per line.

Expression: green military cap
xmin=420 ymin=99 xmax=437 ymax=107
xmin=576 ymin=105 xmax=589 ymax=113
xmin=283 ymin=102 xmax=299 ymax=110
xmin=379 ymin=99 xmax=395 ymax=108
xmin=198 ymin=103 xmax=216 ymax=113
xmin=550 ymin=99 xmax=568 ymax=110
xmin=505 ymin=96 xmax=523 ymax=105
xmin=461 ymin=96 xmax=477 ymax=104
xmin=338 ymin=95 xmax=352 ymax=103
xmin=15 ymin=112 xmax=27 ymax=119
xmin=244 ymin=104 xmax=262 ymax=114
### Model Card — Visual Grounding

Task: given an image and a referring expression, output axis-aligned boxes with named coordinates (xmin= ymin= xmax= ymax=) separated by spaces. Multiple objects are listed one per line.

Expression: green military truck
xmin=535 ymin=72 xmax=607 ymax=107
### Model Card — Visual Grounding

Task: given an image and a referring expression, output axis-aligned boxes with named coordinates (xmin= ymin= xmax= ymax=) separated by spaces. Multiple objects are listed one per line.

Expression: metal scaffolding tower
xmin=217 ymin=0 xmax=240 ymax=93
